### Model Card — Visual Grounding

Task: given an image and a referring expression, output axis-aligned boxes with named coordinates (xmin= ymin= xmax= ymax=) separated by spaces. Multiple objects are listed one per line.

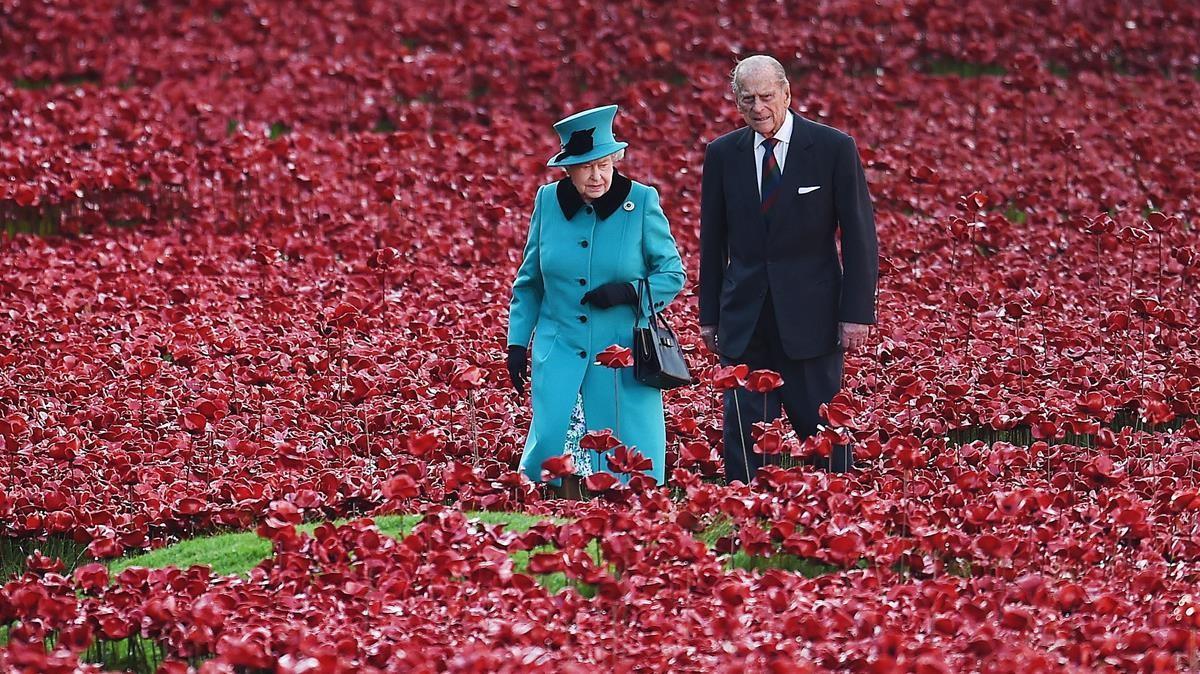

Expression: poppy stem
xmin=469 ymin=389 xmax=479 ymax=466
xmin=764 ymin=391 xmax=770 ymax=471
xmin=733 ymin=389 xmax=749 ymax=483
xmin=364 ymin=402 xmax=372 ymax=464
xmin=1095 ymin=235 xmax=1103 ymax=356
xmin=613 ymin=370 xmax=620 ymax=439
xmin=900 ymin=467 xmax=911 ymax=578
xmin=1045 ymin=435 xmax=1051 ymax=487
xmin=971 ymin=86 xmax=979 ymax=144
xmin=967 ymin=309 xmax=974 ymax=378
xmin=1017 ymin=315 xmax=1024 ymax=393
xmin=1127 ymin=244 xmax=1135 ymax=310
xmin=1189 ymin=627 xmax=1197 ymax=673
xmin=1041 ymin=318 xmax=1048 ymax=386
xmin=1157 ymin=238 xmax=1164 ymax=299
xmin=257 ymin=385 xmax=264 ymax=441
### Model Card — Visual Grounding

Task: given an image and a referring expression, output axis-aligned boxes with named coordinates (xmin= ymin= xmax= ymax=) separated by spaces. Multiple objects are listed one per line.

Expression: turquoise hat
xmin=546 ymin=104 xmax=629 ymax=167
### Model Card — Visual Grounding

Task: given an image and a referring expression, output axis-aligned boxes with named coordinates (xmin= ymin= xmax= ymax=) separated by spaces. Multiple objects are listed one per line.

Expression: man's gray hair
xmin=731 ymin=55 xmax=789 ymax=98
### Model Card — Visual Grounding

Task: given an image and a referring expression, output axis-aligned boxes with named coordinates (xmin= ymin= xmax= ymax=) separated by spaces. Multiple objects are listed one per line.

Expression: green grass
xmin=1004 ymin=205 xmax=1028 ymax=225
xmin=2 ymin=206 xmax=66 ymax=238
xmin=920 ymin=58 xmax=1005 ymax=78
xmin=693 ymin=514 xmax=840 ymax=575
xmin=3 ymin=510 xmax=860 ymax=672
xmin=372 ymin=116 xmax=397 ymax=133
xmin=268 ymin=121 xmax=291 ymax=139
xmin=0 ymin=535 xmax=90 ymax=580
xmin=106 ymin=510 xmax=847 ymax=585
xmin=4 ymin=510 xmax=848 ymax=587
xmin=1047 ymin=61 xmax=1073 ymax=78
xmin=3 ymin=512 xmax=573 ymax=672
xmin=109 ymin=529 xmax=273 ymax=577
xmin=698 ymin=514 xmax=734 ymax=548
xmin=727 ymin=550 xmax=838 ymax=576
xmin=12 ymin=72 xmax=101 ymax=90
xmin=108 ymin=510 xmax=596 ymax=597
xmin=943 ymin=411 xmax=1197 ymax=448
xmin=111 ymin=512 xmax=556 ymax=577
xmin=523 ymin=539 xmax=603 ymax=596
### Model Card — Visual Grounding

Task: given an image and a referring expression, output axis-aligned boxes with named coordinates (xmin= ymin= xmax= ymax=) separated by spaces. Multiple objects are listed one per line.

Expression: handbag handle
xmin=635 ymin=278 xmax=666 ymax=328
xmin=634 ymin=202 xmax=665 ymax=328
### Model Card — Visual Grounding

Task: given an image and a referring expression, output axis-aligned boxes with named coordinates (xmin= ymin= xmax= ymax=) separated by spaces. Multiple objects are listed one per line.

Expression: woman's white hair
xmin=731 ymin=55 xmax=789 ymax=98
xmin=560 ymin=148 xmax=625 ymax=171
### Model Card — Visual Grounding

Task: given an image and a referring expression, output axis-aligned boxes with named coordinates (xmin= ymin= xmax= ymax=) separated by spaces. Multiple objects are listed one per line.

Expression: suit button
xmin=577 ymin=278 xmax=587 ymax=286
xmin=578 ymin=350 xmax=587 ymax=359
xmin=585 ymin=206 xmax=594 ymax=214
xmin=580 ymin=240 xmax=589 ymax=248
xmin=578 ymin=315 xmax=588 ymax=323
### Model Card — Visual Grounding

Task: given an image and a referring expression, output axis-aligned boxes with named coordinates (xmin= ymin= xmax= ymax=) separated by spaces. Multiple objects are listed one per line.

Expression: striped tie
xmin=760 ymin=137 xmax=782 ymax=214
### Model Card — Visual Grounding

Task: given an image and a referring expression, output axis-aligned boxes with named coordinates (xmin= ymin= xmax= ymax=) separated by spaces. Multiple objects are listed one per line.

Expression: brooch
xmin=623 ymin=201 xmax=635 ymax=212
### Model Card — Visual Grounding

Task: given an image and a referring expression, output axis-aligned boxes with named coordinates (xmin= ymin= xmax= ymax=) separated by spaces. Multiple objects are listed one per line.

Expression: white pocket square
xmin=797 ymin=186 xmax=821 ymax=195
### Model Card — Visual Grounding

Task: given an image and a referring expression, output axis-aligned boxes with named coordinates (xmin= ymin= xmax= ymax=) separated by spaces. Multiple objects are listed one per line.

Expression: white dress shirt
xmin=753 ymin=112 xmax=793 ymax=197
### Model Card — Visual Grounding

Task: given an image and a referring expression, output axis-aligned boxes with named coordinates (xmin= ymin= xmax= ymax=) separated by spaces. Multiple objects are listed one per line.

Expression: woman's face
xmin=565 ymin=155 xmax=615 ymax=201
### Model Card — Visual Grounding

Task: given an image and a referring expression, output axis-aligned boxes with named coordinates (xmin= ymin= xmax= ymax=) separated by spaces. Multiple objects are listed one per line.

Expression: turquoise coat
xmin=507 ymin=173 xmax=685 ymax=485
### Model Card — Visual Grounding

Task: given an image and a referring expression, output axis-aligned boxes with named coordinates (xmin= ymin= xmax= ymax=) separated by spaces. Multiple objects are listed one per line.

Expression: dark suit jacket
xmin=699 ymin=112 xmax=878 ymax=360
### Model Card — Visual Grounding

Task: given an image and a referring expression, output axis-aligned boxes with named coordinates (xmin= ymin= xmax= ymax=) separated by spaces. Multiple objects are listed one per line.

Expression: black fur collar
xmin=555 ymin=171 xmax=633 ymax=220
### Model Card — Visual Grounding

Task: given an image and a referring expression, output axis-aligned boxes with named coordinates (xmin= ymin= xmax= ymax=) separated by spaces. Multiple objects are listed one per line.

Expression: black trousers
xmin=721 ymin=294 xmax=851 ymax=483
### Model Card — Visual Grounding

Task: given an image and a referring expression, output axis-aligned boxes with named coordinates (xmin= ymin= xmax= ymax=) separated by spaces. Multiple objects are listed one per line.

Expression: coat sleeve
xmin=698 ymin=141 xmax=726 ymax=327
xmin=639 ymin=186 xmax=686 ymax=316
xmin=507 ymin=185 xmax=545 ymax=347
xmin=833 ymin=135 xmax=879 ymax=324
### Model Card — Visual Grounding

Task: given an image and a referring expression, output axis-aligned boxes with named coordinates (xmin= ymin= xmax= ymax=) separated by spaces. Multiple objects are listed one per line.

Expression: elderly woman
xmin=506 ymin=104 xmax=685 ymax=498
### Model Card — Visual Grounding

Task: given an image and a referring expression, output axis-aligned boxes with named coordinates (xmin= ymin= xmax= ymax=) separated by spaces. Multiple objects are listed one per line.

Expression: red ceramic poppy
xmin=745 ymin=370 xmax=784 ymax=394
xmin=596 ymin=345 xmax=634 ymax=368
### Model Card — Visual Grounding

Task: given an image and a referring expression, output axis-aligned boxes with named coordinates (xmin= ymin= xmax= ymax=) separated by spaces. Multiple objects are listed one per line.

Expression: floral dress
xmin=563 ymin=393 xmax=594 ymax=478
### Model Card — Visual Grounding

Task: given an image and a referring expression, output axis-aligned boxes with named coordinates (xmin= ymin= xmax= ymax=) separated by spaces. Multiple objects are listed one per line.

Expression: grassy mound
xmin=2 ymin=511 xmax=836 ymax=672
xmin=105 ymin=511 xmax=833 ymax=585
xmin=108 ymin=512 xmax=556 ymax=577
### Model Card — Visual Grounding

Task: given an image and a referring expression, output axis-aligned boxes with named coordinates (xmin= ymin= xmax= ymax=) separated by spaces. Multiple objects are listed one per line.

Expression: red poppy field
xmin=2 ymin=1 xmax=1200 ymax=672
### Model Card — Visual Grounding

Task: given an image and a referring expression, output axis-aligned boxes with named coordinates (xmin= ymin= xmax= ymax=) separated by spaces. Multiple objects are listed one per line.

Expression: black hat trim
xmin=553 ymin=127 xmax=595 ymax=163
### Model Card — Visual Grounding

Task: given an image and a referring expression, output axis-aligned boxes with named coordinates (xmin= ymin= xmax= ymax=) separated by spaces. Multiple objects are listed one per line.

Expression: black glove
xmin=506 ymin=345 xmax=528 ymax=395
xmin=581 ymin=281 xmax=638 ymax=309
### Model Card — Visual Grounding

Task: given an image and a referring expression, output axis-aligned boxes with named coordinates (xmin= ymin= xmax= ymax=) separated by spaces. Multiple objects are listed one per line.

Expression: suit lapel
xmin=734 ymin=127 xmax=760 ymax=215
xmin=773 ymin=112 xmax=816 ymax=215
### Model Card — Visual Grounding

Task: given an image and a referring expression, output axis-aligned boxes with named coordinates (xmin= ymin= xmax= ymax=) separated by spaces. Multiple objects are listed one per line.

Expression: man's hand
xmin=839 ymin=322 xmax=870 ymax=352
xmin=700 ymin=325 xmax=718 ymax=354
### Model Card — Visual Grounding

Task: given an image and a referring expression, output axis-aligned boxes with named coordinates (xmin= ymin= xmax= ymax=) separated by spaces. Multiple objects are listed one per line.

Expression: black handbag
xmin=633 ymin=279 xmax=693 ymax=389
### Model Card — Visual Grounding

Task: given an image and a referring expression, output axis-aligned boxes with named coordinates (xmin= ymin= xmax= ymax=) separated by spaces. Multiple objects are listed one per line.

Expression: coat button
xmin=577 ymin=278 xmax=587 ymax=286
xmin=580 ymin=240 xmax=589 ymax=248
xmin=578 ymin=315 xmax=588 ymax=323
xmin=585 ymin=206 xmax=593 ymax=214
xmin=578 ymin=350 xmax=587 ymax=359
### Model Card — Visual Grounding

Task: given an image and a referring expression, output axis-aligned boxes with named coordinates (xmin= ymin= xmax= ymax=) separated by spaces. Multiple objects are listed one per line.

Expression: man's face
xmin=736 ymin=71 xmax=790 ymax=137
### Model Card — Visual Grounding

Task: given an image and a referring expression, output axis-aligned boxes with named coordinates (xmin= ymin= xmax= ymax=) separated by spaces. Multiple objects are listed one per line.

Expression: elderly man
xmin=699 ymin=55 xmax=878 ymax=482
